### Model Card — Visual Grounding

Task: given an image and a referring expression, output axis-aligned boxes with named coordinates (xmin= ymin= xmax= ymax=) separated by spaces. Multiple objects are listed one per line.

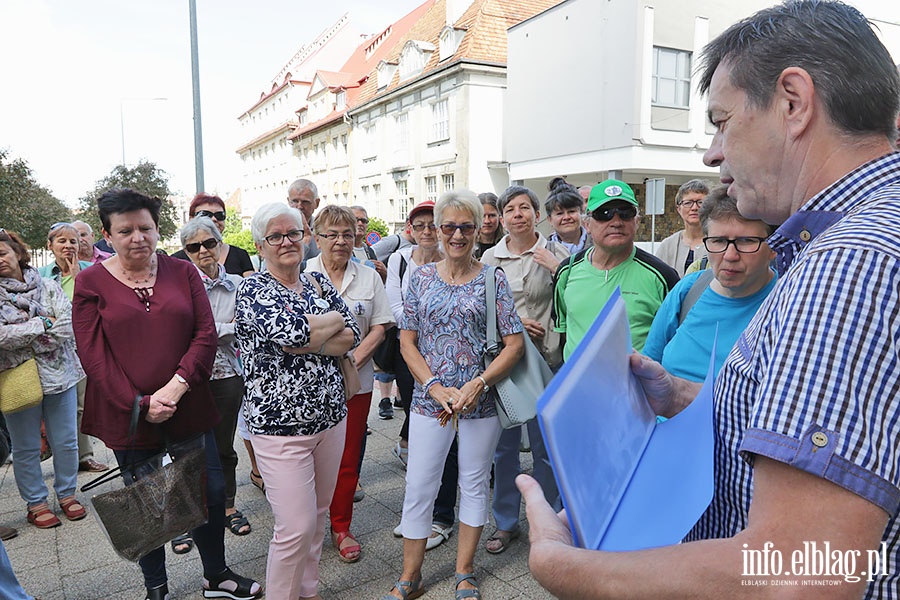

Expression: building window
xmin=361 ymin=185 xmax=369 ymax=200
xmin=335 ymin=90 xmax=346 ymax=110
xmin=395 ymin=112 xmax=409 ymax=149
xmin=425 ymin=176 xmax=438 ymax=202
xmin=652 ymin=47 xmax=691 ymax=108
xmin=397 ymin=180 xmax=411 ymax=220
xmin=431 ymin=99 xmax=449 ymax=142
xmin=442 ymin=173 xmax=455 ymax=192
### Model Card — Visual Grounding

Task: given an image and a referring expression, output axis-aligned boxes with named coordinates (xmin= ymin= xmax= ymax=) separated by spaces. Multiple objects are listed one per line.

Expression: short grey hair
xmin=288 ymin=178 xmax=318 ymax=199
xmin=434 ymin=189 xmax=483 ymax=229
xmin=349 ymin=205 xmax=367 ymax=215
xmin=179 ymin=216 xmax=222 ymax=248
xmin=675 ymin=179 xmax=710 ymax=205
xmin=71 ymin=220 xmax=92 ymax=235
xmin=251 ymin=203 xmax=304 ymax=244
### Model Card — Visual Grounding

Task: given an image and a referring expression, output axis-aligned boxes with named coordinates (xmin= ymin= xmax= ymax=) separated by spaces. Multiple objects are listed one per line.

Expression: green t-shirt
xmin=552 ymin=246 xmax=679 ymax=360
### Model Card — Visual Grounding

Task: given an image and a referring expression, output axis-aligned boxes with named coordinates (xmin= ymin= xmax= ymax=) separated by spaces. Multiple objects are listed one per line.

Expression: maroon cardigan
xmin=73 ymin=254 xmax=219 ymax=449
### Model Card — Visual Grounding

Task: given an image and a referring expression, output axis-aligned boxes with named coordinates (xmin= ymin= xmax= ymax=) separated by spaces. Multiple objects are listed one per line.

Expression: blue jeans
xmin=113 ymin=430 xmax=226 ymax=589
xmin=5 ymin=384 xmax=79 ymax=506
xmin=0 ymin=540 xmax=32 ymax=600
xmin=491 ymin=418 xmax=560 ymax=531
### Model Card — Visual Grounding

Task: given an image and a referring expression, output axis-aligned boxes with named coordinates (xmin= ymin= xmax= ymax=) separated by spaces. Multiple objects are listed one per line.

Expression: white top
xmin=305 ymin=256 xmax=394 ymax=393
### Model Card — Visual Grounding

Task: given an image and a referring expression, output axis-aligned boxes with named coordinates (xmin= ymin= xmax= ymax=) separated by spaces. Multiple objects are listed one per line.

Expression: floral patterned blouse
xmin=235 ymin=271 xmax=360 ymax=436
xmin=401 ymin=263 xmax=522 ymax=419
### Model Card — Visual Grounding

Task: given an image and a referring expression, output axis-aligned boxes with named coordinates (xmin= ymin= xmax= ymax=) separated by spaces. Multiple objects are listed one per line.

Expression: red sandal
xmin=59 ymin=496 xmax=87 ymax=521
xmin=331 ymin=530 xmax=361 ymax=563
xmin=27 ymin=503 xmax=61 ymax=529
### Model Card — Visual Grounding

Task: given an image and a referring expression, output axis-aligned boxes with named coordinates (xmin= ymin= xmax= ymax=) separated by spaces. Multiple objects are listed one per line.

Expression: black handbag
xmin=81 ymin=397 xmax=209 ymax=562
xmin=373 ymin=329 xmax=401 ymax=373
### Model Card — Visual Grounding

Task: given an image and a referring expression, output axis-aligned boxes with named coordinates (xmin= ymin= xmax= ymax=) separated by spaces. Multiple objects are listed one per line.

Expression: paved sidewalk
xmin=4 ymin=401 xmax=553 ymax=599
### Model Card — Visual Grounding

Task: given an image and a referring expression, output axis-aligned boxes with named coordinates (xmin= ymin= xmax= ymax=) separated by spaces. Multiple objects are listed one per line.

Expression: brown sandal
xmin=59 ymin=496 xmax=87 ymax=521
xmin=27 ymin=503 xmax=61 ymax=529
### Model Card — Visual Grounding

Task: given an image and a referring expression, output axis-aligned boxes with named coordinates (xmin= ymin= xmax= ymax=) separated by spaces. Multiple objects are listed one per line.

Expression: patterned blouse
xmin=235 ymin=271 xmax=360 ymax=436
xmin=401 ymin=263 xmax=522 ymax=419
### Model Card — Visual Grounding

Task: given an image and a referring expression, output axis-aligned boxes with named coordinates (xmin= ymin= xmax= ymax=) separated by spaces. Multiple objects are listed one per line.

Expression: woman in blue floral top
xmin=235 ymin=203 xmax=360 ymax=600
xmin=385 ymin=190 xmax=525 ymax=600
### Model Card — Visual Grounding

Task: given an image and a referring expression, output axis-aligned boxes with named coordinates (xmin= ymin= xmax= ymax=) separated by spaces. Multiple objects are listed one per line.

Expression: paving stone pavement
xmin=4 ymin=400 xmax=554 ymax=599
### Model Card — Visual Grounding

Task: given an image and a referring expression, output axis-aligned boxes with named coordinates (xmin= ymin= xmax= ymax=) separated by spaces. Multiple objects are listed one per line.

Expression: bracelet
xmin=318 ymin=342 xmax=327 ymax=354
xmin=423 ymin=376 xmax=441 ymax=397
xmin=476 ymin=375 xmax=490 ymax=393
xmin=174 ymin=373 xmax=190 ymax=390
xmin=39 ymin=316 xmax=52 ymax=330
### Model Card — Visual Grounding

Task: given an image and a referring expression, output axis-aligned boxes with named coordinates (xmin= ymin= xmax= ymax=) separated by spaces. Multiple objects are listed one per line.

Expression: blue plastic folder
xmin=537 ymin=289 xmax=715 ymax=551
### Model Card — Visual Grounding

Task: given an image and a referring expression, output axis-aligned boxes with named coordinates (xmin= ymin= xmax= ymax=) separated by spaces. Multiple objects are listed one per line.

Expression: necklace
xmin=446 ymin=259 xmax=477 ymax=285
xmin=121 ymin=256 xmax=157 ymax=285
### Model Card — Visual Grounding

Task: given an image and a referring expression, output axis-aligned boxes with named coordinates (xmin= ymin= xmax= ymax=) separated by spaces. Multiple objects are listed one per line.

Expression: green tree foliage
xmin=224 ymin=228 xmax=257 ymax=256
xmin=0 ymin=149 xmax=73 ymax=249
xmin=367 ymin=215 xmax=390 ymax=239
xmin=76 ymin=161 xmax=177 ymax=239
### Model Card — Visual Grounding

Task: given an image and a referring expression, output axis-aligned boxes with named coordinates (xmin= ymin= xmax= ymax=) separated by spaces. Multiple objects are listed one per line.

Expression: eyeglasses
xmin=195 ymin=210 xmax=226 ymax=221
xmin=411 ymin=222 xmax=437 ymax=232
xmin=590 ymin=206 xmax=638 ymax=222
xmin=317 ymin=232 xmax=355 ymax=242
xmin=703 ymin=236 xmax=767 ymax=253
xmin=184 ymin=238 xmax=218 ymax=253
xmin=355 ymin=217 xmax=369 ymax=225
xmin=439 ymin=223 xmax=477 ymax=236
xmin=264 ymin=230 xmax=304 ymax=246
xmin=677 ymin=200 xmax=703 ymax=208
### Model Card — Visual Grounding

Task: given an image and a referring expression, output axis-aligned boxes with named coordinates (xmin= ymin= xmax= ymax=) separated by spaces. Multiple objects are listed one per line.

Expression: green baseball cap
xmin=587 ymin=179 xmax=638 ymax=212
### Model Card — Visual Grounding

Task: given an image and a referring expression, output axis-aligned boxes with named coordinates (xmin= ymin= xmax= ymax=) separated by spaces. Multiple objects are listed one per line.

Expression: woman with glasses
xmin=178 ymin=217 xmax=252 ymax=545
xmin=305 ymin=205 xmax=394 ymax=564
xmin=0 ymin=229 xmax=85 ymax=530
xmin=655 ymin=179 xmax=710 ymax=276
xmin=474 ymin=192 xmax=503 ymax=259
xmin=643 ymin=186 xmax=777 ymax=382
xmin=235 ymin=203 xmax=360 ymax=600
xmin=384 ymin=190 xmax=524 ymax=600
xmin=37 ymin=223 xmax=109 ymax=474
xmin=73 ymin=189 xmax=261 ymax=600
xmin=172 ymin=193 xmax=255 ymax=277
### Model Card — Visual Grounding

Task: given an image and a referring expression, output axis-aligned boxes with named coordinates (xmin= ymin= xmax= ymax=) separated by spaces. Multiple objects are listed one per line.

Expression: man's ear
xmin=776 ymin=66 xmax=816 ymax=139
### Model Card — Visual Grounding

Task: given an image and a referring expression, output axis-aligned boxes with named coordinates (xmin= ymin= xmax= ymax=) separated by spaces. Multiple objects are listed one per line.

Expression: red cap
xmin=407 ymin=200 xmax=435 ymax=223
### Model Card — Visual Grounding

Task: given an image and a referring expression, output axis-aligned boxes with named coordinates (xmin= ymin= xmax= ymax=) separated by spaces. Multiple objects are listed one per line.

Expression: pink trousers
xmin=250 ymin=419 xmax=346 ymax=600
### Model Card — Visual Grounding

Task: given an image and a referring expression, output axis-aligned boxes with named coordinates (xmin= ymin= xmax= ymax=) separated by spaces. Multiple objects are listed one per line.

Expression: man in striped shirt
xmin=519 ymin=1 xmax=900 ymax=597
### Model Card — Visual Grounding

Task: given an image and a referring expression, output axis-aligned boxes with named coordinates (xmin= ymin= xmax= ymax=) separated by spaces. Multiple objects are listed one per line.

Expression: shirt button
xmin=799 ymin=229 xmax=812 ymax=242
xmin=811 ymin=432 xmax=828 ymax=447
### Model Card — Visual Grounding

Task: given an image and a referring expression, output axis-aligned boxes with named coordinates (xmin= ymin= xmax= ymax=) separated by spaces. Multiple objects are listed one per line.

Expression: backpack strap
xmin=484 ymin=265 xmax=500 ymax=356
xmin=678 ymin=269 xmax=715 ymax=325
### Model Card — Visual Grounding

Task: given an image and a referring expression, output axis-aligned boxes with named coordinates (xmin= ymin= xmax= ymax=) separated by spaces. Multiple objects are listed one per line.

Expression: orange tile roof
xmin=351 ymin=0 xmax=562 ymax=112
xmin=235 ymin=120 xmax=297 ymax=154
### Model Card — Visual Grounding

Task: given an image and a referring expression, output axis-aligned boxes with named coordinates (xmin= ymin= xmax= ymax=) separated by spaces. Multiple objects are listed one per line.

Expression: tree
xmin=367 ymin=215 xmax=390 ymax=239
xmin=0 ymin=149 xmax=72 ymax=248
xmin=76 ymin=160 xmax=178 ymax=239
xmin=224 ymin=229 xmax=256 ymax=256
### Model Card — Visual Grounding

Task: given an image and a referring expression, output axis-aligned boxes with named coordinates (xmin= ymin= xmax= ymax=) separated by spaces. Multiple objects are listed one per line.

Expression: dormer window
xmin=377 ymin=60 xmax=398 ymax=90
xmin=335 ymin=90 xmax=346 ymax=110
xmin=439 ymin=26 xmax=465 ymax=61
xmin=399 ymin=40 xmax=434 ymax=81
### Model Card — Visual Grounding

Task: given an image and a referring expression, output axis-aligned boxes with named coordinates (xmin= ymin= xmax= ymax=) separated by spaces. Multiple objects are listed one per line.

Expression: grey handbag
xmin=483 ymin=266 xmax=555 ymax=429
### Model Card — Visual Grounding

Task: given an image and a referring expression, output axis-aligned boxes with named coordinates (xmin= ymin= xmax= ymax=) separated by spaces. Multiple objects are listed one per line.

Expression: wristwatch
xmin=39 ymin=316 xmax=52 ymax=330
xmin=174 ymin=373 xmax=190 ymax=390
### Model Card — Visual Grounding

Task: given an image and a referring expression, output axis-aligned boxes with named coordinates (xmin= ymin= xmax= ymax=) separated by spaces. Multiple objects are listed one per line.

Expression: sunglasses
xmin=50 ymin=222 xmax=73 ymax=231
xmin=184 ymin=238 xmax=218 ymax=253
xmin=195 ymin=210 xmax=226 ymax=221
xmin=590 ymin=205 xmax=638 ymax=222
xmin=439 ymin=223 xmax=477 ymax=236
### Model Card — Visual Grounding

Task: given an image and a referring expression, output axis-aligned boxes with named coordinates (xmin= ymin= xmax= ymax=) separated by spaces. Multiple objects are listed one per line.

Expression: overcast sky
xmin=0 ymin=0 xmax=895 ymax=208
xmin=0 ymin=0 xmax=425 ymax=206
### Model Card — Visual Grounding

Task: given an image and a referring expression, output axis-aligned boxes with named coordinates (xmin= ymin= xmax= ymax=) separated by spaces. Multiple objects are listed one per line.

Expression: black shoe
xmin=378 ymin=397 xmax=394 ymax=420
xmin=145 ymin=583 xmax=170 ymax=600
xmin=203 ymin=567 xmax=262 ymax=600
xmin=392 ymin=396 xmax=403 ymax=408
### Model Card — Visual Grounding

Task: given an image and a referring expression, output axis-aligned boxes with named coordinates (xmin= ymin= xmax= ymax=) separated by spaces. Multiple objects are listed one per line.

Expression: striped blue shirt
xmin=687 ymin=152 xmax=900 ymax=596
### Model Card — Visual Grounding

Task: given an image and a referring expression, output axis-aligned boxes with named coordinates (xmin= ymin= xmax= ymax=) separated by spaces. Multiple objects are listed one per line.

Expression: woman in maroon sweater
xmin=73 ymin=188 xmax=260 ymax=600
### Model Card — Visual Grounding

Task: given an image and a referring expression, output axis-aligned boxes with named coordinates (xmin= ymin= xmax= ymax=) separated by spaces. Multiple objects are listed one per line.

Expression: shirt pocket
xmin=344 ymin=294 xmax=374 ymax=337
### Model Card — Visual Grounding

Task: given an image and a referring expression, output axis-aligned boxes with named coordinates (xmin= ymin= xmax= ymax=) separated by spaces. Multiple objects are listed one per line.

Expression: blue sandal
xmin=455 ymin=572 xmax=481 ymax=599
xmin=381 ymin=578 xmax=425 ymax=600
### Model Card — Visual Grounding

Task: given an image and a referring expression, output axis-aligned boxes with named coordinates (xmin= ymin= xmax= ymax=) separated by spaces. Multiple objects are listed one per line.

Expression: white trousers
xmin=399 ymin=412 xmax=502 ymax=539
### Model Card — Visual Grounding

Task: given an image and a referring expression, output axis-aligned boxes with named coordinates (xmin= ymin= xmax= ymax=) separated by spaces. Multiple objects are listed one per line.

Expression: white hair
xmin=251 ymin=203 xmax=304 ymax=244
xmin=434 ymin=189 xmax=483 ymax=229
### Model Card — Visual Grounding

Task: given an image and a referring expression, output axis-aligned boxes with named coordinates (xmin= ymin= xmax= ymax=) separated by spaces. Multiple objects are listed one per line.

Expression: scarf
xmin=196 ymin=263 xmax=236 ymax=293
xmin=0 ymin=267 xmax=47 ymax=325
